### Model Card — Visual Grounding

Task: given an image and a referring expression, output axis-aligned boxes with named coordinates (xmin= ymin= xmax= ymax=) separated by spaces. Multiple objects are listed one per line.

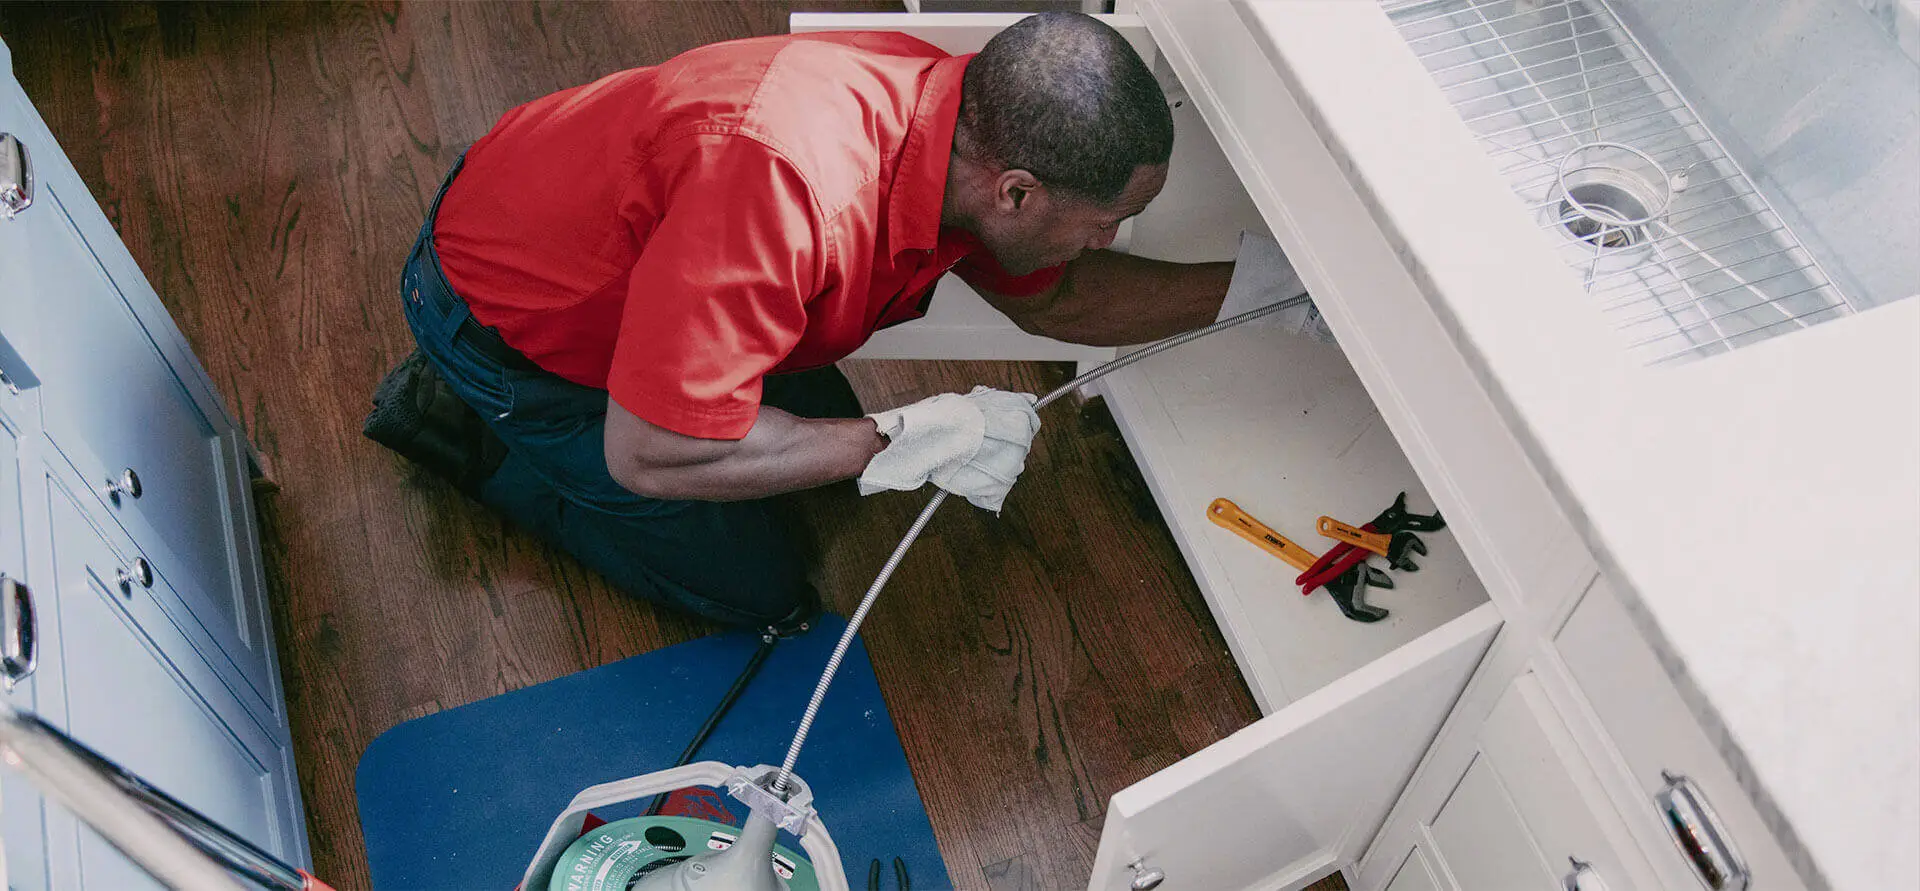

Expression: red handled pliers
xmin=1297 ymin=493 xmax=1445 ymax=621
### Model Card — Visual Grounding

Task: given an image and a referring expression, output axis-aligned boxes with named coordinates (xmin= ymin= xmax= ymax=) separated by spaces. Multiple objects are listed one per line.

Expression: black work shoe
xmin=763 ymin=585 xmax=824 ymax=639
xmin=363 ymin=351 xmax=508 ymax=496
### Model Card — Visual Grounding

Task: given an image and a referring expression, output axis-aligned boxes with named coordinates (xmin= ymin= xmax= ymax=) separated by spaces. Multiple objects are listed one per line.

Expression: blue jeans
xmin=399 ymin=160 xmax=859 ymax=626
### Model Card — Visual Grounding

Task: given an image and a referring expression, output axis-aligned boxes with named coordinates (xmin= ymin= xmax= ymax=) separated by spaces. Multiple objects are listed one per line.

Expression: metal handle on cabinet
xmin=1656 ymin=771 xmax=1751 ymax=891
xmin=0 ymin=133 xmax=32 ymax=219
xmin=1562 ymin=857 xmax=1610 ymax=891
xmin=103 ymin=467 xmax=143 ymax=502
xmin=0 ymin=575 xmax=36 ymax=690
xmin=1127 ymin=859 xmax=1165 ymax=890
xmin=117 ymin=558 xmax=154 ymax=595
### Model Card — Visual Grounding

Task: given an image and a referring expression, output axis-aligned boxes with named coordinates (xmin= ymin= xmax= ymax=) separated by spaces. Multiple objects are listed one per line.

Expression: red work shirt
xmin=432 ymin=33 xmax=1062 ymax=439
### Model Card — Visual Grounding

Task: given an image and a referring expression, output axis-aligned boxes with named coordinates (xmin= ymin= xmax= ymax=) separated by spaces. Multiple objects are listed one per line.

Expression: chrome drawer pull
xmin=0 ymin=575 xmax=37 ymax=690
xmin=1656 ymin=771 xmax=1751 ymax=890
xmin=1562 ymin=857 xmax=1610 ymax=891
xmin=1127 ymin=859 xmax=1165 ymax=890
xmin=117 ymin=558 xmax=154 ymax=595
xmin=102 ymin=467 xmax=143 ymax=503
xmin=0 ymin=133 xmax=31 ymax=219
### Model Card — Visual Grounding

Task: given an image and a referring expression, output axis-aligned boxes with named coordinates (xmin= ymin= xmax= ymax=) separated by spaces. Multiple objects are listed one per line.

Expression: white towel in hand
xmin=1219 ymin=231 xmax=1335 ymax=343
xmin=858 ymin=386 xmax=1042 ymax=513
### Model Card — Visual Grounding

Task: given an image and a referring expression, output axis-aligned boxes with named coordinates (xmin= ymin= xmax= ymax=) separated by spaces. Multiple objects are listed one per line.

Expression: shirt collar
xmin=887 ymin=54 xmax=970 ymax=259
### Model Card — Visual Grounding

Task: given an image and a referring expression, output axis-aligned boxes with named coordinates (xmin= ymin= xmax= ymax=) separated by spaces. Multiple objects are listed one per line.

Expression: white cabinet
xmin=0 ymin=33 xmax=311 ymax=884
xmin=797 ymin=7 xmax=1815 ymax=891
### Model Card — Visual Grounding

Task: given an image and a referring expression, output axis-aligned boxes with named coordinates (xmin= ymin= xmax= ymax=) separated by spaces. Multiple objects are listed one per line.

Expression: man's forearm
xmin=606 ymin=405 xmax=886 ymax=502
xmin=993 ymin=251 xmax=1233 ymax=346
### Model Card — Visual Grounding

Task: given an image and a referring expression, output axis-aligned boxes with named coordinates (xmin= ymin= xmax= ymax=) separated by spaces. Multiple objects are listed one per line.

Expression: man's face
xmin=977 ymin=164 xmax=1168 ymax=276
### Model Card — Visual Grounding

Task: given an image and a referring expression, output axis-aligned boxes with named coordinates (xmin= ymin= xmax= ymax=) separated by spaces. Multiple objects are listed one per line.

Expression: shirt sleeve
xmin=607 ymin=136 xmax=826 ymax=440
xmin=952 ymin=251 xmax=1066 ymax=298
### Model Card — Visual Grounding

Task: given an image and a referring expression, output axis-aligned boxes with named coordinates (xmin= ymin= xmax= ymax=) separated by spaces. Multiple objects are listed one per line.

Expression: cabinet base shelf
xmin=1095 ymin=324 xmax=1492 ymax=714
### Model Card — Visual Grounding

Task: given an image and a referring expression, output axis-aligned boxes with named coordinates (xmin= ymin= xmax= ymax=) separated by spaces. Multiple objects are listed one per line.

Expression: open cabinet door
xmin=1087 ymin=605 xmax=1501 ymax=891
xmin=786 ymin=12 xmax=1154 ymax=363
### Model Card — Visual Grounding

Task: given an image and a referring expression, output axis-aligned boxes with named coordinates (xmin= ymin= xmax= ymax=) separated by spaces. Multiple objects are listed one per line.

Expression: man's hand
xmin=1218 ymin=231 xmax=1334 ymax=343
xmin=858 ymin=386 xmax=1042 ymax=513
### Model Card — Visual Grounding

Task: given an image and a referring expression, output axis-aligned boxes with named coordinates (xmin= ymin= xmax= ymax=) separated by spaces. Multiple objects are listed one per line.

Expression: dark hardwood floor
xmin=0 ymin=3 xmax=1342 ymax=888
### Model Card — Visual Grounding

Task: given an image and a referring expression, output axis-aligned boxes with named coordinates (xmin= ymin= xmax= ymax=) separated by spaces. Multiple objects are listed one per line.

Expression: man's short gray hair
xmin=957 ymin=12 xmax=1174 ymax=203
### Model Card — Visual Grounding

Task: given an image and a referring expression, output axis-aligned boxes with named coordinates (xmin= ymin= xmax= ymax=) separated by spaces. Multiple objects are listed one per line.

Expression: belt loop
xmin=432 ymin=288 xmax=472 ymax=349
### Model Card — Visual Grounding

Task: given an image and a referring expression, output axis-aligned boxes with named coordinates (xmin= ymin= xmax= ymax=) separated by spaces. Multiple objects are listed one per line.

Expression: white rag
xmin=858 ymin=386 xmax=1042 ymax=513
xmin=1219 ymin=231 xmax=1335 ymax=343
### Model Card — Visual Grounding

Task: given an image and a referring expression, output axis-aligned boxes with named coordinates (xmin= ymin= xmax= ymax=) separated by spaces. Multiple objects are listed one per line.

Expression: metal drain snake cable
xmin=771 ymin=294 xmax=1311 ymax=796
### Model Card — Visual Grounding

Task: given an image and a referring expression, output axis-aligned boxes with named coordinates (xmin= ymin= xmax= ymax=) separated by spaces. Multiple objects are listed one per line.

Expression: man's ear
xmin=995 ymin=168 xmax=1042 ymax=214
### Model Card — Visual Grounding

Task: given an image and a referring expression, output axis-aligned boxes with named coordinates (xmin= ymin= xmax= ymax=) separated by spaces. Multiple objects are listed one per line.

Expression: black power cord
xmin=643 ymin=632 xmax=781 ymax=817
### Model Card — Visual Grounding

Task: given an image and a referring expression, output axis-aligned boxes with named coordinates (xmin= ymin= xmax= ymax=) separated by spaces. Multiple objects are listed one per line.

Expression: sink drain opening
xmin=1550 ymin=142 xmax=1673 ymax=255
xmin=1559 ymin=183 xmax=1651 ymax=248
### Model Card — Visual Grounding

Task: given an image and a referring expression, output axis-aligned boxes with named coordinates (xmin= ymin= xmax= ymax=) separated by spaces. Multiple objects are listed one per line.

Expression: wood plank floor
xmin=0 ymin=3 xmax=1343 ymax=889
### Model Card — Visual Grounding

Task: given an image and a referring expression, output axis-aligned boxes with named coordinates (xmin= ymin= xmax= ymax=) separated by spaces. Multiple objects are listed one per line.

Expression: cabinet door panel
xmin=1411 ymin=673 xmax=1655 ymax=891
xmin=1427 ymin=756 xmax=1558 ymax=889
xmin=6 ymin=175 xmax=272 ymax=709
xmin=1383 ymin=847 xmax=1447 ymax=891
xmin=1085 ymin=606 xmax=1499 ymax=891
xmin=43 ymin=481 xmax=297 ymax=882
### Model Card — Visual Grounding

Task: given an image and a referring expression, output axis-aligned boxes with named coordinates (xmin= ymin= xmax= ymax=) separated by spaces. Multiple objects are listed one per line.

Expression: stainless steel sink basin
xmin=1384 ymin=0 xmax=1920 ymax=365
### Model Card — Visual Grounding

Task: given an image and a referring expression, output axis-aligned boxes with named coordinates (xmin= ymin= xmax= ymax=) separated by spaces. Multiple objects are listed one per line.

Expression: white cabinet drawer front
xmin=1557 ymin=579 xmax=1808 ymax=891
xmin=4 ymin=176 xmax=271 ymax=702
xmin=43 ymin=480 xmax=298 ymax=870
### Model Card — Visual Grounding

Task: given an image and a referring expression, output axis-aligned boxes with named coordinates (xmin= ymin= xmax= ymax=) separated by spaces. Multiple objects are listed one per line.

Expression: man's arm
xmin=605 ymin=399 xmax=886 ymax=502
xmin=976 ymin=250 xmax=1233 ymax=346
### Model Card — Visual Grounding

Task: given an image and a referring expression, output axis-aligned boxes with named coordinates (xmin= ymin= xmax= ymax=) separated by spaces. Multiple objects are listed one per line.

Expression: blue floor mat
xmin=355 ymin=615 xmax=944 ymax=889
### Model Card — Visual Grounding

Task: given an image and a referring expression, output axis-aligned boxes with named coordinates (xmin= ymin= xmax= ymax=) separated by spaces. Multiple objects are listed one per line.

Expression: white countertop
xmin=1244 ymin=4 xmax=1920 ymax=889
